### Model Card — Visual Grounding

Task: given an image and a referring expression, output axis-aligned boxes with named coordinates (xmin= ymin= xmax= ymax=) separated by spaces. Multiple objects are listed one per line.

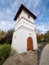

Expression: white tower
xmin=12 ymin=4 xmax=38 ymax=53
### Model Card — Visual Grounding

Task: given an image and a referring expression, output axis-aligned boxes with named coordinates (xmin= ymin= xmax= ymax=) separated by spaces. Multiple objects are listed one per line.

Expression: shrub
xmin=0 ymin=44 xmax=11 ymax=60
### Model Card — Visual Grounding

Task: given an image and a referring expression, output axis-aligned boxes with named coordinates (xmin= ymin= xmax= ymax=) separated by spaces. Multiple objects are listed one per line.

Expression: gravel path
xmin=3 ymin=50 xmax=38 ymax=65
xmin=39 ymin=44 xmax=49 ymax=65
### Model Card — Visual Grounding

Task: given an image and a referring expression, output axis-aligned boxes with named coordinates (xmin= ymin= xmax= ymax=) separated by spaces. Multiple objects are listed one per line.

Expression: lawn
xmin=38 ymin=42 xmax=49 ymax=44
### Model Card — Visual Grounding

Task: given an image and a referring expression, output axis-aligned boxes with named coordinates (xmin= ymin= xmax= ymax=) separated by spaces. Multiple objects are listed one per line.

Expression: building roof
xmin=14 ymin=4 xmax=37 ymax=21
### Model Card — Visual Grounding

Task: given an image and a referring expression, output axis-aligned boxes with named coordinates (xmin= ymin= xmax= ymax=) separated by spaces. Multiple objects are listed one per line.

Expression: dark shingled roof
xmin=14 ymin=4 xmax=37 ymax=20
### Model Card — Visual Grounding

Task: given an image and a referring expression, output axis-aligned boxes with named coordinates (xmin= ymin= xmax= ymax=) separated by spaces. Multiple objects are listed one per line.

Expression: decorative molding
xmin=14 ymin=25 xmax=36 ymax=32
xmin=16 ymin=16 xmax=34 ymax=25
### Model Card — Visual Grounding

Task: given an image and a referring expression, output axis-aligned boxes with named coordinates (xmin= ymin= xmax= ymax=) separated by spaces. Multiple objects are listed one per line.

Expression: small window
xmin=28 ymin=14 xmax=30 ymax=18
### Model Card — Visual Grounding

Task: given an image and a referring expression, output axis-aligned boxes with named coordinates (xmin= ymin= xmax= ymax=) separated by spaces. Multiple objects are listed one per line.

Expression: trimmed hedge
xmin=0 ymin=44 xmax=11 ymax=60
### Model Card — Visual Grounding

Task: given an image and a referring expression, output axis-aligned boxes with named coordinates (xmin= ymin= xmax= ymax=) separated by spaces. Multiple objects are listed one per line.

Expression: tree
xmin=44 ymin=31 xmax=49 ymax=42
xmin=40 ymin=34 xmax=44 ymax=42
xmin=36 ymin=33 xmax=44 ymax=43
xmin=0 ymin=32 xmax=2 ymax=41
xmin=6 ymin=29 xmax=14 ymax=44
xmin=0 ymin=29 xmax=14 ymax=44
xmin=36 ymin=33 xmax=41 ymax=43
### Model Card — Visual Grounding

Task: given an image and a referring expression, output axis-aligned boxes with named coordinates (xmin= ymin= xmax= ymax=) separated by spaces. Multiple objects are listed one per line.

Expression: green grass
xmin=38 ymin=42 xmax=49 ymax=44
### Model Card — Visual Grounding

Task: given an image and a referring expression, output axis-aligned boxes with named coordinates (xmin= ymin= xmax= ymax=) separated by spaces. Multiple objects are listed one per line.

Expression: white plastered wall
xmin=12 ymin=27 xmax=37 ymax=53
xmin=12 ymin=9 xmax=38 ymax=53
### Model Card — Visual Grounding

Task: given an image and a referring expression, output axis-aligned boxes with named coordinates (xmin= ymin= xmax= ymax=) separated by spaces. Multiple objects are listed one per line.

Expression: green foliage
xmin=0 ymin=44 xmax=11 ymax=60
xmin=37 ymin=33 xmax=44 ymax=43
xmin=5 ymin=29 xmax=13 ymax=44
xmin=38 ymin=42 xmax=49 ymax=44
xmin=37 ymin=31 xmax=49 ymax=43
xmin=0 ymin=29 xmax=14 ymax=44
xmin=44 ymin=31 xmax=49 ymax=42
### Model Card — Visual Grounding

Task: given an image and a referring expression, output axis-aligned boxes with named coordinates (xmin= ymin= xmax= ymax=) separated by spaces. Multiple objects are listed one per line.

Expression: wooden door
xmin=27 ymin=37 xmax=33 ymax=51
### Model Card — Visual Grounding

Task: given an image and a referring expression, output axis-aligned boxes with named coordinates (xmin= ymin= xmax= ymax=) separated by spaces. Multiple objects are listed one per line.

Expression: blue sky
xmin=0 ymin=0 xmax=49 ymax=34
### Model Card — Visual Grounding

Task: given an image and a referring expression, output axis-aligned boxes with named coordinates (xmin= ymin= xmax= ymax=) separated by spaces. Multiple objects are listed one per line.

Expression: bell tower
xmin=12 ymin=4 xmax=38 ymax=53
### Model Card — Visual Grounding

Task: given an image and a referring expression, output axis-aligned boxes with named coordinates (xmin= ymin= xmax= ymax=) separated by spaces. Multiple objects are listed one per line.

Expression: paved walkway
xmin=3 ymin=50 xmax=38 ymax=65
xmin=39 ymin=44 xmax=49 ymax=65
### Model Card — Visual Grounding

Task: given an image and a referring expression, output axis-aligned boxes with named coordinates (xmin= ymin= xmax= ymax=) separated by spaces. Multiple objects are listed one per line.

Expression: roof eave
xmin=14 ymin=4 xmax=37 ymax=21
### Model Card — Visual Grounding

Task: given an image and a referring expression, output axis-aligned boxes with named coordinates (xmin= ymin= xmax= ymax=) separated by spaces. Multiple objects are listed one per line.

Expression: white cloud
xmin=27 ymin=0 xmax=40 ymax=9
xmin=34 ymin=0 xmax=40 ymax=8
xmin=0 ymin=8 xmax=14 ymax=21
xmin=12 ymin=0 xmax=23 ymax=12
xmin=0 ymin=0 xmax=49 ymax=33
xmin=0 ymin=20 xmax=15 ymax=31
xmin=36 ymin=24 xmax=49 ymax=34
